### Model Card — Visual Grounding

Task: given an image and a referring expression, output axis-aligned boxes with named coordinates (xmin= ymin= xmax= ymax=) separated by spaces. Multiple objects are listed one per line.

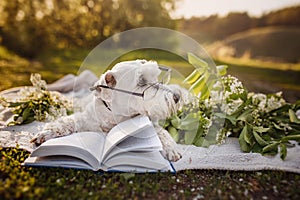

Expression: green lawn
xmin=1 ymin=47 xmax=300 ymax=199
xmin=0 ymin=46 xmax=88 ymax=91
xmin=1 ymin=147 xmax=299 ymax=199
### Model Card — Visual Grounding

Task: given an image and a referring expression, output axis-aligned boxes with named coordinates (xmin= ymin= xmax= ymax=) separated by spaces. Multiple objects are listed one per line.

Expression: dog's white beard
xmin=142 ymin=90 xmax=178 ymax=120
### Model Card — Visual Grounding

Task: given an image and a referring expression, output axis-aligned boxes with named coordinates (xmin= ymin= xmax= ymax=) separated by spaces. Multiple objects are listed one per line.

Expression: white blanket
xmin=0 ymin=72 xmax=299 ymax=173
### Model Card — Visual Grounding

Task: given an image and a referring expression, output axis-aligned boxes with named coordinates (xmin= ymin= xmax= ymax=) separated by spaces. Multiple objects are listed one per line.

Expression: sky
xmin=172 ymin=0 xmax=300 ymax=18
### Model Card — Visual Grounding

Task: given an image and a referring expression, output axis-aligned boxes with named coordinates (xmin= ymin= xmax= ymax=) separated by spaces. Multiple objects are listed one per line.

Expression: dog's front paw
xmin=30 ymin=130 xmax=53 ymax=146
xmin=162 ymin=145 xmax=182 ymax=162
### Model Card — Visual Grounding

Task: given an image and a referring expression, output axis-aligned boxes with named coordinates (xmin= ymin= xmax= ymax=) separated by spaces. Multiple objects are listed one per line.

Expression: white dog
xmin=31 ymin=60 xmax=184 ymax=161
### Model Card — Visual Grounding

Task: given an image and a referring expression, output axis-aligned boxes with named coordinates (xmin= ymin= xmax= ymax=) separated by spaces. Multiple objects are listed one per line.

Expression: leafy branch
xmin=184 ymin=52 xmax=227 ymax=100
xmin=0 ymin=74 xmax=73 ymax=125
xmin=164 ymin=53 xmax=300 ymax=160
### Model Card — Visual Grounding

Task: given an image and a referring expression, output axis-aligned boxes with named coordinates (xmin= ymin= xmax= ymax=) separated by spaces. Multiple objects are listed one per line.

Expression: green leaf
xmin=168 ymin=126 xmax=179 ymax=142
xmin=230 ymin=101 xmax=248 ymax=118
xmin=199 ymin=76 xmax=216 ymax=100
xmin=242 ymin=125 xmax=253 ymax=145
xmin=183 ymin=69 xmax=202 ymax=85
xmin=216 ymin=65 xmax=228 ymax=76
xmin=239 ymin=128 xmax=251 ymax=152
xmin=272 ymin=122 xmax=283 ymax=130
xmin=253 ymin=131 xmax=269 ymax=146
xmin=193 ymin=137 xmax=204 ymax=147
xmin=187 ymin=52 xmax=208 ymax=69
xmin=282 ymin=134 xmax=300 ymax=141
xmin=199 ymin=138 xmax=211 ymax=147
xmin=270 ymin=104 xmax=290 ymax=114
xmin=189 ymin=71 xmax=209 ymax=95
xmin=289 ymin=109 xmax=300 ymax=124
xmin=195 ymin=126 xmax=205 ymax=138
xmin=170 ymin=115 xmax=181 ymax=129
xmin=280 ymin=143 xmax=287 ymax=160
xmin=22 ymin=107 xmax=32 ymax=122
xmin=237 ymin=109 xmax=253 ymax=122
xmin=7 ymin=101 xmax=25 ymax=107
xmin=262 ymin=142 xmax=279 ymax=153
xmin=251 ymin=143 xmax=263 ymax=153
xmin=202 ymin=127 xmax=218 ymax=146
xmin=214 ymin=112 xmax=237 ymax=125
xmin=23 ymin=116 xmax=35 ymax=124
xmin=240 ymin=91 xmax=248 ymax=101
xmin=180 ymin=113 xmax=199 ymax=131
xmin=184 ymin=130 xmax=197 ymax=145
xmin=159 ymin=119 xmax=169 ymax=128
xmin=253 ymin=126 xmax=270 ymax=133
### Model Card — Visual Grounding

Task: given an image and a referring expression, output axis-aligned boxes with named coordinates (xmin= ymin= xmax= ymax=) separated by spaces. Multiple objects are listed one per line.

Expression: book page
xmin=103 ymin=151 xmax=174 ymax=172
xmin=30 ymin=132 xmax=106 ymax=170
xmin=24 ymin=156 xmax=95 ymax=171
xmin=102 ymin=116 xmax=152 ymax=160
xmin=102 ymin=125 xmax=162 ymax=162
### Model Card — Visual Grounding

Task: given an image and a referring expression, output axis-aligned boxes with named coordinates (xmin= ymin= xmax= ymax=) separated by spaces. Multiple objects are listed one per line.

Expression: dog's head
xmin=92 ymin=60 xmax=186 ymax=122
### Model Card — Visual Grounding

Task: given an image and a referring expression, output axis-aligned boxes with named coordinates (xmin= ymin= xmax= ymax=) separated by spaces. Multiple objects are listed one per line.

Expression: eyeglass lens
xmin=143 ymin=83 xmax=159 ymax=100
xmin=158 ymin=66 xmax=171 ymax=84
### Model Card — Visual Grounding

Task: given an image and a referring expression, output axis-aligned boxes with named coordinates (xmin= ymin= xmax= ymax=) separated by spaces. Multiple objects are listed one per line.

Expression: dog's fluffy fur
xmin=31 ymin=60 xmax=185 ymax=161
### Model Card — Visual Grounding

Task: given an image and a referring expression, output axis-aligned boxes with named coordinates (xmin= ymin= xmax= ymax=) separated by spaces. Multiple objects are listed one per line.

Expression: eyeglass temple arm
xmin=90 ymin=65 xmax=169 ymax=90
xmin=158 ymin=65 xmax=171 ymax=72
xmin=90 ymin=85 xmax=144 ymax=97
xmin=89 ymin=65 xmax=170 ymax=95
xmin=158 ymin=65 xmax=171 ymax=84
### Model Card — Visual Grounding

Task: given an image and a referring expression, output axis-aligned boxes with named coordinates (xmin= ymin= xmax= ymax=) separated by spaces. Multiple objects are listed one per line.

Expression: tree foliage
xmin=0 ymin=0 xmax=177 ymax=58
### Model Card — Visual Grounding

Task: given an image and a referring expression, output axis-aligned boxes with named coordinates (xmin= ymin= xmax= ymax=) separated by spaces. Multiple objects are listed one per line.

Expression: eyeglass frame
xmin=89 ymin=65 xmax=172 ymax=99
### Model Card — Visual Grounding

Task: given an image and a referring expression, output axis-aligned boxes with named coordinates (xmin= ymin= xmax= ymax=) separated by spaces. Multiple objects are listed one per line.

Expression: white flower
xmin=296 ymin=110 xmax=300 ymax=119
xmin=222 ymin=98 xmax=244 ymax=115
xmin=16 ymin=117 xmax=23 ymax=123
xmin=34 ymin=109 xmax=46 ymax=121
xmin=30 ymin=73 xmax=47 ymax=91
xmin=50 ymin=91 xmax=73 ymax=109
xmin=209 ymin=75 xmax=246 ymax=115
xmin=251 ymin=93 xmax=267 ymax=110
xmin=265 ymin=92 xmax=286 ymax=112
xmin=221 ymin=75 xmax=245 ymax=96
xmin=251 ymin=92 xmax=286 ymax=112
xmin=251 ymin=109 xmax=263 ymax=126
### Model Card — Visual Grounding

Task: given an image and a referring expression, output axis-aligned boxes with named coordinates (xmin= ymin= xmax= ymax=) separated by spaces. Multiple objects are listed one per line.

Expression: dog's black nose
xmin=173 ymin=93 xmax=180 ymax=104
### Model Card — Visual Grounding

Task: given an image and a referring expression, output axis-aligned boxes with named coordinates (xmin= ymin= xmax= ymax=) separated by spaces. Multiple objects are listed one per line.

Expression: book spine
xmin=170 ymin=162 xmax=176 ymax=173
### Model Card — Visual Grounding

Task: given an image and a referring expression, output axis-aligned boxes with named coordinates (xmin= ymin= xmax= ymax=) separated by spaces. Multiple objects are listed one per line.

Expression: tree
xmin=0 ymin=0 xmax=46 ymax=58
xmin=0 ymin=0 xmax=178 ymax=58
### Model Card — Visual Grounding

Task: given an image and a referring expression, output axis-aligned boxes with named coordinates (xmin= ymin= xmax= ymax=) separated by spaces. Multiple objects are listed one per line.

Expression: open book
xmin=24 ymin=116 xmax=175 ymax=173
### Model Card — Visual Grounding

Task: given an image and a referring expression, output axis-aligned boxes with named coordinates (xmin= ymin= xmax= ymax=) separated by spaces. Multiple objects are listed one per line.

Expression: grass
xmin=214 ymin=56 xmax=300 ymax=71
xmin=0 ymin=46 xmax=89 ymax=91
xmin=1 ymin=147 xmax=299 ymax=199
xmin=1 ymin=46 xmax=300 ymax=199
xmin=0 ymin=46 xmax=38 ymax=90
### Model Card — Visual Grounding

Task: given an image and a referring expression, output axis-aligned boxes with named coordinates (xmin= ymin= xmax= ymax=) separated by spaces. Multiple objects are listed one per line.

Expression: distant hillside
xmin=179 ymin=6 xmax=300 ymax=45
xmin=209 ymin=27 xmax=300 ymax=63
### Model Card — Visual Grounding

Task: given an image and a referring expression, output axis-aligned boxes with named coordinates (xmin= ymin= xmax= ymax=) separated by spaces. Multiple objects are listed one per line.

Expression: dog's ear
xmin=105 ymin=72 xmax=116 ymax=87
xmin=93 ymin=71 xmax=116 ymax=102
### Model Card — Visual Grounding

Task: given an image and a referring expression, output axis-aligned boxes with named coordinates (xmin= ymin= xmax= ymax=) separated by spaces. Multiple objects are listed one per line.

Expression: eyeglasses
xmin=90 ymin=65 xmax=172 ymax=100
xmin=158 ymin=65 xmax=171 ymax=85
